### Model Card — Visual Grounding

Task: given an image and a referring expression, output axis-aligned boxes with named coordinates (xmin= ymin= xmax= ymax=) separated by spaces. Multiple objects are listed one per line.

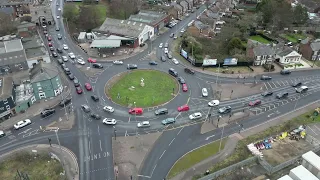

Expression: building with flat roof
xmin=0 ymin=76 xmax=16 ymax=119
xmin=22 ymin=36 xmax=50 ymax=68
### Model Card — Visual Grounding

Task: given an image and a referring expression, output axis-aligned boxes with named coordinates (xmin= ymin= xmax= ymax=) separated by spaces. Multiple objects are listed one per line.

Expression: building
xmin=299 ymin=39 xmax=320 ymax=61
xmin=186 ymin=0 xmax=194 ymax=10
xmin=0 ymin=38 xmax=29 ymax=74
xmin=30 ymin=1 xmax=54 ymax=26
xmin=29 ymin=62 xmax=63 ymax=100
xmin=169 ymin=3 xmax=183 ymax=19
xmin=246 ymin=40 xmax=275 ymax=66
xmin=129 ymin=10 xmax=170 ymax=34
xmin=14 ymin=81 xmax=36 ymax=113
xmin=180 ymin=0 xmax=189 ymax=14
xmin=0 ymin=0 xmax=31 ymax=17
xmin=17 ymin=21 xmax=37 ymax=38
xmin=94 ymin=18 xmax=154 ymax=48
xmin=191 ymin=20 xmax=211 ymax=36
xmin=0 ymin=76 xmax=16 ymax=119
xmin=0 ymin=7 xmax=15 ymax=17
xmin=275 ymin=47 xmax=302 ymax=64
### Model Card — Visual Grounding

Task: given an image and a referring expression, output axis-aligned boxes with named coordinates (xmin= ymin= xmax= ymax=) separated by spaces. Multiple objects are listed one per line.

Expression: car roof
xmin=165 ymin=118 xmax=175 ymax=121
xmin=194 ymin=112 xmax=201 ymax=115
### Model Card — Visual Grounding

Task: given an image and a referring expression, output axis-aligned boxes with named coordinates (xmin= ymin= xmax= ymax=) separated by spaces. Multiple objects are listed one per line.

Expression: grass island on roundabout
xmin=106 ymin=70 xmax=179 ymax=108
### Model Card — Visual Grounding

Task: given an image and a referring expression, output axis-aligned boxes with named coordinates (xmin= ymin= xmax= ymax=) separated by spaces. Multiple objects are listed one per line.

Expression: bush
xmin=262 ymin=64 xmax=275 ymax=71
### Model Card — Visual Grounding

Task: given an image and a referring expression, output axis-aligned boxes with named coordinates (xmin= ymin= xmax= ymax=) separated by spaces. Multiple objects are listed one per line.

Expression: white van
xmin=296 ymin=86 xmax=308 ymax=93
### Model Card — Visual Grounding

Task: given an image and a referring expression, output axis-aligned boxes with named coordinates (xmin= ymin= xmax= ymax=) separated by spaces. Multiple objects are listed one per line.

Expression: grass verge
xmin=280 ymin=33 xmax=306 ymax=43
xmin=168 ymin=139 xmax=227 ymax=179
xmin=249 ymin=35 xmax=270 ymax=44
xmin=194 ymin=109 xmax=320 ymax=179
xmin=0 ymin=152 xmax=64 ymax=180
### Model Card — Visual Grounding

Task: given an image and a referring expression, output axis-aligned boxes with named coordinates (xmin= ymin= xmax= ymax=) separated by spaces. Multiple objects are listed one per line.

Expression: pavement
xmin=0 ymin=144 xmax=79 ymax=180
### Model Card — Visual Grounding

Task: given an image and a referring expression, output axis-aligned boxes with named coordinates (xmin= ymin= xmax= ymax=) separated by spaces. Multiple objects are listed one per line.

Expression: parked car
xmin=296 ymin=86 xmax=308 ymax=93
xmin=14 ymin=119 xmax=32 ymax=130
xmin=88 ymin=58 xmax=97 ymax=63
xmin=276 ymin=92 xmax=289 ymax=99
xmin=64 ymin=68 xmax=71 ymax=75
xmin=184 ymin=68 xmax=195 ymax=74
xmin=172 ymin=58 xmax=179 ymax=65
xmin=280 ymin=69 xmax=291 ymax=75
xmin=292 ymin=82 xmax=302 ymax=87
xmin=103 ymin=106 xmax=115 ymax=113
xmin=261 ymin=91 xmax=273 ymax=97
xmin=41 ymin=108 xmax=55 ymax=118
xmin=85 ymin=83 xmax=92 ymax=91
xmin=202 ymin=88 xmax=208 ymax=97
xmin=127 ymin=64 xmax=138 ymax=69
xmin=208 ymin=100 xmax=219 ymax=107
xmin=91 ymin=95 xmax=99 ymax=101
xmin=129 ymin=108 xmax=143 ymax=115
xmin=76 ymin=86 xmax=83 ymax=94
xmin=92 ymin=63 xmax=103 ymax=69
xmin=81 ymin=104 xmax=90 ymax=113
xmin=90 ymin=113 xmax=101 ymax=120
xmin=260 ymin=75 xmax=272 ymax=80
xmin=218 ymin=106 xmax=232 ymax=114
xmin=161 ymin=118 xmax=175 ymax=125
xmin=178 ymin=104 xmax=189 ymax=112
xmin=182 ymin=83 xmax=188 ymax=92
xmin=149 ymin=61 xmax=158 ymax=65
xmin=63 ymin=44 xmax=68 ymax=50
xmin=59 ymin=97 xmax=72 ymax=107
xmin=248 ymin=100 xmax=261 ymax=106
xmin=113 ymin=60 xmax=123 ymax=65
xmin=103 ymin=118 xmax=117 ymax=125
xmin=137 ymin=121 xmax=150 ymax=128
xmin=189 ymin=112 xmax=202 ymax=120
xmin=155 ymin=108 xmax=168 ymax=115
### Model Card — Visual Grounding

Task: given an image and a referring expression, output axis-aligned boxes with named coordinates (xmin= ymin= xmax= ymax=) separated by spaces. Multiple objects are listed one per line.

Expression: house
xmin=30 ymin=2 xmax=54 ymax=25
xmin=29 ymin=62 xmax=63 ymax=100
xmin=94 ymin=18 xmax=154 ymax=48
xmin=275 ymin=47 xmax=302 ymax=64
xmin=0 ymin=0 xmax=32 ymax=17
xmin=192 ymin=20 xmax=211 ymax=36
xmin=180 ymin=0 xmax=189 ymax=14
xmin=129 ymin=10 xmax=170 ymax=34
xmin=299 ymin=39 xmax=320 ymax=61
xmin=247 ymin=43 xmax=275 ymax=66
xmin=206 ymin=10 xmax=221 ymax=20
xmin=17 ymin=21 xmax=37 ymax=38
xmin=186 ymin=0 xmax=194 ymax=10
xmin=0 ymin=76 xmax=16 ymax=119
xmin=209 ymin=5 xmax=221 ymax=14
xmin=168 ymin=4 xmax=183 ymax=19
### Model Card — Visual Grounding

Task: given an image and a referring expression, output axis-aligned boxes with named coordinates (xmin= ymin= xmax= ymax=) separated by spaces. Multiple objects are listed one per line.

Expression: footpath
xmin=0 ymin=144 xmax=79 ymax=180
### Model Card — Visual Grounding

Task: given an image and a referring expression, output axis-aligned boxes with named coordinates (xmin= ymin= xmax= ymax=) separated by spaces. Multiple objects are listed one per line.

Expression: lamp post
xmin=55 ymin=128 xmax=66 ymax=170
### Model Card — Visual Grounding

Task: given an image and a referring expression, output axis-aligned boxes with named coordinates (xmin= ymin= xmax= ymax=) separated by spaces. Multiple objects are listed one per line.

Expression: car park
xmin=248 ymin=100 xmax=261 ymax=106
xmin=60 ymin=97 xmax=72 ymax=107
xmin=178 ymin=104 xmax=189 ymax=112
xmin=218 ymin=106 xmax=232 ymax=114
xmin=208 ymin=100 xmax=219 ymax=107
xmin=68 ymin=53 xmax=76 ymax=59
xmin=85 ymin=83 xmax=92 ymax=91
xmin=91 ymin=95 xmax=99 ymax=101
xmin=90 ymin=113 xmax=101 ymax=120
xmin=129 ymin=108 xmax=143 ymax=115
xmin=63 ymin=44 xmax=68 ymax=50
xmin=182 ymin=83 xmax=188 ymax=92
xmin=276 ymin=92 xmax=289 ymax=99
xmin=57 ymin=34 xmax=62 ymax=40
xmin=184 ymin=68 xmax=195 ymax=74
xmin=155 ymin=108 xmax=168 ymax=115
xmin=177 ymin=77 xmax=185 ymax=84
xmin=189 ymin=112 xmax=202 ymax=120
xmin=62 ymin=56 xmax=68 ymax=62
xmin=167 ymin=53 xmax=173 ymax=59
xmin=103 ymin=118 xmax=117 ymax=125
xmin=41 ymin=108 xmax=55 ymax=118
xmin=261 ymin=75 xmax=272 ymax=80
xmin=149 ymin=61 xmax=158 ymax=65
xmin=68 ymin=73 xmax=75 ymax=80
xmin=202 ymin=88 xmax=208 ymax=97
xmin=292 ymin=82 xmax=302 ymax=87
xmin=113 ymin=60 xmax=123 ymax=65
xmin=159 ymin=43 xmax=163 ymax=48
xmin=162 ymin=118 xmax=175 ymax=125
xmin=92 ymin=63 xmax=103 ymax=69
xmin=296 ymin=86 xmax=308 ymax=93
xmin=57 ymin=48 xmax=63 ymax=53
xmin=14 ymin=119 xmax=32 ymax=130
xmin=137 ymin=121 xmax=150 ymax=128
xmin=76 ymin=86 xmax=83 ymax=94
xmin=172 ymin=58 xmax=179 ymax=64
xmin=77 ymin=58 xmax=85 ymax=65
xmin=261 ymin=91 xmax=273 ymax=97
xmin=52 ymin=52 xmax=58 ymax=57
xmin=168 ymin=68 xmax=178 ymax=77
xmin=164 ymin=48 xmax=168 ymax=54
xmin=88 ymin=58 xmax=97 ymax=63
xmin=0 ymin=130 xmax=5 ymax=138
xmin=103 ymin=106 xmax=115 ymax=113
xmin=81 ymin=104 xmax=90 ymax=113
xmin=161 ymin=56 xmax=167 ymax=62
xmin=280 ymin=69 xmax=291 ymax=75
xmin=127 ymin=64 xmax=138 ymax=69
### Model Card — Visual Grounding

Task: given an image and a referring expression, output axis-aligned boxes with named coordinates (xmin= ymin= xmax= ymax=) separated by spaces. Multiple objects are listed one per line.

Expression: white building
xmin=275 ymin=47 xmax=302 ymax=64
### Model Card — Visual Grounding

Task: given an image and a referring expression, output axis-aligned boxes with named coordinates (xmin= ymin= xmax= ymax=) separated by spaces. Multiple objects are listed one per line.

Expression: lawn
xmin=206 ymin=66 xmax=252 ymax=74
xmin=107 ymin=70 xmax=178 ymax=107
xmin=167 ymin=139 xmax=227 ymax=179
xmin=249 ymin=35 xmax=270 ymax=44
xmin=280 ymin=33 xmax=306 ymax=43
xmin=0 ymin=152 xmax=64 ymax=180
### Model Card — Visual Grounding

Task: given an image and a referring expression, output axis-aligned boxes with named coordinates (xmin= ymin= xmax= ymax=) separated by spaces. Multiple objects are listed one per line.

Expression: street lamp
xmin=55 ymin=128 xmax=66 ymax=170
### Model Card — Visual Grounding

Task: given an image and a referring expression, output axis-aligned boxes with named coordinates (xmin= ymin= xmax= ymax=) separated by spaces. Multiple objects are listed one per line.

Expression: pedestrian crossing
xmin=263 ymin=75 xmax=320 ymax=90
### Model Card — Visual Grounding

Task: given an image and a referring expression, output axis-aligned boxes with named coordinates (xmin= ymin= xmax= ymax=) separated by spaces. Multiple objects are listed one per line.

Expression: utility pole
xmin=55 ymin=128 xmax=66 ymax=172
xmin=217 ymin=115 xmax=221 ymax=128
xmin=215 ymin=63 xmax=220 ymax=87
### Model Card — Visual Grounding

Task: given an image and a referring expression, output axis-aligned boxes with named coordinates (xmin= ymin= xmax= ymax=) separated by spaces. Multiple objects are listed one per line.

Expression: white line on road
xmin=18 ymin=128 xmax=32 ymax=135
xmin=137 ymin=175 xmax=151 ymax=178
xmin=264 ymin=83 xmax=268 ymax=90
xmin=175 ymin=112 xmax=181 ymax=119
xmin=97 ymin=125 xmax=100 ymax=135
xmin=308 ymin=125 xmax=318 ymax=135
xmin=205 ymin=135 xmax=215 ymax=140
xmin=0 ymin=139 xmax=17 ymax=148
xmin=88 ymin=140 xmax=91 ymax=154
xmin=314 ymin=125 xmax=320 ymax=132
xmin=128 ymin=117 xmax=131 ymax=122
xmin=99 ymin=140 xmax=102 ymax=151
xmin=177 ymin=127 xmax=184 ymax=135
xmin=151 ymin=164 xmax=157 ymax=177
xmin=169 ymin=138 xmax=175 ymax=146
xmin=159 ymin=150 xmax=166 ymax=160
xmin=125 ymin=131 xmax=128 ymax=137
xmin=92 ymin=85 xmax=95 ymax=92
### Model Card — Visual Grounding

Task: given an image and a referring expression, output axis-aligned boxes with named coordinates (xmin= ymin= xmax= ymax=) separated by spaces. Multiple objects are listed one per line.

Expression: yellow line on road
xmin=186 ymin=97 xmax=190 ymax=104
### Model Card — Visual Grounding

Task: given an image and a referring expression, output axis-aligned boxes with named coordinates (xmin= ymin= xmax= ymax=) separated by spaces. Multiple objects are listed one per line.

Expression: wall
xmin=26 ymin=55 xmax=51 ymax=69
xmin=139 ymin=25 xmax=154 ymax=44
xmin=299 ymin=43 xmax=313 ymax=60
xmin=7 ymin=61 xmax=29 ymax=72
xmin=32 ymin=79 xmax=55 ymax=100
xmin=15 ymin=96 xmax=35 ymax=113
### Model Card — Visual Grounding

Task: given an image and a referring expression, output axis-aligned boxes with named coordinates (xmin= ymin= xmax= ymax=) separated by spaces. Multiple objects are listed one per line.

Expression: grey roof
xmin=30 ymin=62 xmax=59 ymax=83
xmin=129 ymin=10 xmax=167 ymax=26
xmin=180 ymin=1 xmax=188 ymax=8
xmin=17 ymin=21 xmax=36 ymax=30
xmin=0 ymin=50 xmax=27 ymax=66
xmin=276 ymin=47 xmax=294 ymax=57
xmin=0 ymin=7 xmax=14 ymax=15
xmin=194 ymin=20 xmax=209 ymax=30
xmin=174 ymin=3 xmax=183 ymax=11
xmin=30 ymin=5 xmax=53 ymax=23
xmin=0 ymin=39 xmax=24 ymax=53
xmin=310 ymin=42 xmax=320 ymax=51
xmin=210 ymin=6 xmax=220 ymax=13
xmin=22 ymin=37 xmax=46 ymax=59
xmin=207 ymin=11 xmax=219 ymax=19
xmin=0 ymin=0 xmax=31 ymax=6
xmin=90 ymin=39 xmax=121 ymax=48
xmin=0 ymin=76 xmax=13 ymax=99
xmin=97 ymin=18 xmax=148 ymax=38
xmin=253 ymin=45 xmax=274 ymax=56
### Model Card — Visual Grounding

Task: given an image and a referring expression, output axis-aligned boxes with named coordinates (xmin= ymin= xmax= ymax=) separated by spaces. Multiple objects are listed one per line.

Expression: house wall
xmin=15 ymin=96 xmax=36 ymax=113
xmin=276 ymin=54 xmax=302 ymax=64
xmin=254 ymin=55 xmax=274 ymax=66
xmin=180 ymin=2 xmax=188 ymax=14
xmin=299 ymin=43 xmax=313 ymax=60
xmin=168 ymin=8 xmax=180 ymax=19
xmin=0 ymin=96 xmax=16 ymax=119
xmin=32 ymin=75 xmax=62 ymax=100
xmin=138 ymin=25 xmax=154 ymax=44
xmin=27 ymin=55 xmax=51 ymax=69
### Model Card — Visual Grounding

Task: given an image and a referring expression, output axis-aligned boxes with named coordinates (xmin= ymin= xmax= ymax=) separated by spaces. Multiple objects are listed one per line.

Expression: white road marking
xmin=205 ymin=135 xmax=215 ymax=140
xmin=151 ymin=164 xmax=157 ymax=177
xmin=175 ymin=112 xmax=181 ymax=119
xmin=99 ymin=140 xmax=102 ymax=151
xmin=89 ymin=140 xmax=91 ymax=154
xmin=177 ymin=127 xmax=184 ymax=135
xmin=159 ymin=150 xmax=166 ymax=160
xmin=97 ymin=125 xmax=100 ymax=135
xmin=169 ymin=138 xmax=175 ymax=146
xmin=308 ymin=125 xmax=318 ymax=135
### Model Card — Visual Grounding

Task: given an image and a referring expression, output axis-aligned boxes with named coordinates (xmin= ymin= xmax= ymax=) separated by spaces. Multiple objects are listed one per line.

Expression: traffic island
xmin=105 ymin=70 xmax=179 ymax=108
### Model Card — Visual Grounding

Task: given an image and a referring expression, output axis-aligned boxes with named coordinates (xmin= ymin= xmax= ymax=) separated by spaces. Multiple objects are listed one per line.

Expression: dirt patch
xmin=112 ymin=132 xmax=162 ymax=180
xmin=211 ymin=83 xmax=264 ymax=100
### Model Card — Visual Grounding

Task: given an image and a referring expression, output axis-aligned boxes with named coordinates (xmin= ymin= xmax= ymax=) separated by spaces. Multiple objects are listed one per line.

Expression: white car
xmin=180 ymin=29 xmax=185 ymax=33
xmin=14 ymin=119 xmax=32 ymax=130
xmin=164 ymin=48 xmax=168 ymax=54
xmin=202 ymin=88 xmax=208 ymax=97
xmin=189 ymin=112 xmax=202 ymax=120
xmin=113 ymin=60 xmax=123 ymax=65
xmin=62 ymin=56 xmax=68 ymax=62
xmin=103 ymin=106 xmax=114 ymax=113
xmin=58 ymin=8 xmax=61 ymax=11
xmin=137 ymin=121 xmax=150 ymax=128
xmin=159 ymin=43 xmax=163 ymax=48
xmin=0 ymin=130 xmax=5 ymax=138
xmin=77 ymin=58 xmax=85 ymax=65
xmin=172 ymin=58 xmax=179 ymax=65
xmin=208 ymin=100 xmax=220 ymax=107
xmin=68 ymin=53 xmax=75 ymax=59
xmin=63 ymin=44 xmax=68 ymax=50
xmin=103 ymin=118 xmax=117 ymax=125
xmin=57 ymin=15 xmax=60 ymax=19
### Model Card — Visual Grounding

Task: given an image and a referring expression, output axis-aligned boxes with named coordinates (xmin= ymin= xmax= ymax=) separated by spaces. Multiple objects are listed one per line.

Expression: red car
xmin=76 ymin=86 xmax=83 ymax=94
xmin=88 ymin=58 xmax=97 ymax=63
xmin=128 ymin=108 xmax=143 ymax=115
xmin=249 ymin=100 xmax=261 ymax=106
xmin=84 ymin=83 xmax=92 ymax=91
xmin=178 ymin=104 xmax=190 ymax=112
xmin=47 ymin=36 xmax=52 ymax=41
xmin=48 ymin=42 xmax=52 ymax=47
xmin=182 ymin=83 xmax=188 ymax=92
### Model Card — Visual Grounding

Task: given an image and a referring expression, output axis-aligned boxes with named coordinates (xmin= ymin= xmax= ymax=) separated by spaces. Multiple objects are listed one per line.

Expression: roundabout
xmin=106 ymin=70 xmax=179 ymax=108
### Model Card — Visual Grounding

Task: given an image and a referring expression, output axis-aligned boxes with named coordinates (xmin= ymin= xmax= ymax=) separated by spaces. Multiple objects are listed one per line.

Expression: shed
xmin=289 ymin=165 xmax=319 ymax=180
xmin=78 ymin=32 xmax=86 ymax=43
xmin=302 ymin=151 xmax=320 ymax=178
xmin=278 ymin=175 xmax=293 ymax=180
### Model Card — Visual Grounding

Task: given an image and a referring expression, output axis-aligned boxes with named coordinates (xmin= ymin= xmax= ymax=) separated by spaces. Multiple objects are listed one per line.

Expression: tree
xmin=227 ymin=37 xmax=243 ymax=53
xmin=293 ymin=4 xmax=308 ymax=25
xmin=0 ymin=12 xmax=17 ymax=36
xmin=109 ymin=0 xmax=141 ymax=19
xmin=78 ymin=6 xmax=102 ymax=31
xmin=63 ymin=4 xmax=79 ymax=23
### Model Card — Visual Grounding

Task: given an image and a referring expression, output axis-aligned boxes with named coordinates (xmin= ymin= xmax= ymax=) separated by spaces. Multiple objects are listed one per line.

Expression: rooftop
xmin=0 ymin=7 xmax=14 ymax=15
xmin=0 ymin=0 xmax=31 ymax=6
xmin=310 ymin=41 xmax=320 ymax=51
xmin=129 ymin=10 xmax=167 ymax=26
xmin=17 ymin=21 xmax=36 ymax=32
xmin=30 ymin=5 xmax=53 ymax=22
xmin=22 ymin=36 xmax=47 ymax=59
xmin=30 ymin=62 xmax=59 ymax=83
xmin=0 ymin=39 xmax=27 ymax=66
xmin=0 ymin=76 xmax=13 ymax=100
xmin=253 ymin=45 xmax=274 ymax=56
xmin=0 ymin=39 xmax=24 ymax=54
xmin=15 ymin=83 xmax=33 ymax=104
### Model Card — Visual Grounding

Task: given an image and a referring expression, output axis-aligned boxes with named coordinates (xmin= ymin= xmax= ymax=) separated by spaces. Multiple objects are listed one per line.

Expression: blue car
xmin=161 ymin=118 xmax=175 ymax=125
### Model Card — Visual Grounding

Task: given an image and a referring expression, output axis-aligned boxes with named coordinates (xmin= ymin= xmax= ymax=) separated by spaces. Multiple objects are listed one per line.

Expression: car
xmin=76 ymin=86 xmax=83 ymax=94
xmin=260 ymin=75 xmax=272 ymax=80
xmin=91 ymin=95 xmax=99 ymax=101
xmin=164 ymin=43 xmax=169 ymax=48
xmin=296 ymin=86 xmax=308 ymax=93
xmin=88 ymin=57 xmax=97 ymax=63
xmin=218 ymin=106 xmax=232 ymax=114
xmin=81 ymin=104 xmax=90 ymax=113
xmin=73 ymin=79 xmax=80 ymax=87
xmin=48 ymin=42 xmax=53 ymax=47
xmin=103 ymin=106 xmax=115 ymax=113
xmin=129 ymin=108 xmax=143 ymax=115
xmin=184 ymin=68 xmax=195 ymax=74
xmin=155 ymin=108 xmax=168 ymax=115
xmin=172 ymin=58 xmax=179 ymax=65
xmin=61 ymin=63 xmax=66 ymax=69
xmin=55 ymin=26 xmax=60 ymax=31
xmin=174 ymin=36 xmax=177 ymax=39
xmin=182 ymin=83 xmax=188 ymax=92
xmin=60 ymin=97 xmax=72 ymax=107
xmin=168 ymin=68 xmax=178 ymax=77
xmin=276 ymin=92 xmax=289 ymax=99
xmin=292 ymin=82 xmax=302 ymax=87
xmin=180 ymin=29 xmax=185 ymax=33
xmin=208 ymin=100 xmax=220 ymax=107
xmin=14 ymin=119 xmax=32 ymax=130
xmin=113 ymin=60 xmax=123 ymax=65
xmin=162 ymin=118 xmax=175 ymax=125
xmin=43 ymin=30 xmax=47 ymax=34
xmin=57 ymin=48 xmax=63 ymax=53
xmin=161 ymin=56 xmax=167 ymax=62
xmin=149 ymin=61 xmax=158 ymax=65
xmin=42 ymin=24 xmax=47 ymax=29
xmin=170 ymin=33 xmax=174 ymax=38
xmin=41 ymin=108 xmax=55 ymax=118
xmin=47 ymin=36 xmax=52 ymax=41
xmin=164 ymin=48 xmax=169 ymax=54
xmin=92 ymin=63 xmax=103 ymax=69
xmin=64 ymin=68 xmax=71 ymax=75
xmin=177 ymin=77 xmax=185 ymax=84
xmin=57 ymin=58 xmax=63 ymax=64
xmin=85 ymin=83 xmax=92 ymax=91
xmin=103 ymin=118 xmax=117 ymax=125
xmin=62 ymin=56 xmax=68 ymax=62
xmin=49 ymin=46 xmax=55 ymax=51
xmin=68 ymin=73 xmax=75 ymax=80
xmin=248 ymin=100 xmax=261 ymax=106
xmin=159 ymin=43 xmax=163 ymax=48
xmin=63 ymin=44 xmax=68 ymax=50
xmin=68 ymin=53 xmax=76 ymax=59
xmin=280 ymin=69 xmax=291 ymax=75
xmin=57 ymin=34 xmax=62 ymax=40
xmin=77 ymin=58 xmax=86 ymax=65
xmin=202 ymin=88 xmax=208 ymax=97
xmin=90 ymin=113 xmax=101 ymax=120
xmin=0 ymin=130 xmax=5 ymax=138
xmin=57 ymin=15 xmax=60 ymax=19
xmin=167 ymin=53 xmax=173 ymax=59
xmin=140 ymin=43 xmax=145 ymax=47
xmin=127 ymin=64 xmax=138 ymax=69
xmin=178 ymin=104 xmax=189 ymax=112
xmin=52 ymin=52 xmax=58 ymax=57
xmin=58 ymin=7 xmax=61 ymax=11
xmin=137 ymin=121 xmax=150 ymax=128
xmin=189 ymin=112 xmax=202 ymax=120
xmin=261 ymin=91 xmax=273 ymax=97
xmin=56 ymin=3 xmax=59 ymax=6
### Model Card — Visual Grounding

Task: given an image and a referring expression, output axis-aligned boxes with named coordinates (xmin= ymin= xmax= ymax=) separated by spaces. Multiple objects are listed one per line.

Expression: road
xmin=0 ymin=0 xmax=319 ymax=180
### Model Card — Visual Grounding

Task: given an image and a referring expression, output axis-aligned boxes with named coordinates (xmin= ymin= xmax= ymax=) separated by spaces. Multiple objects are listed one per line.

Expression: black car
xmin=68 ymin=73 xmax=75 ymax=80
xmin=127 ymin=64 xmax=138 ymax=69
xmin=261 ymin=91 xmax=273 ymax=97
xmin=292 ymin=82 xmax=302 ymax=87
xmin=73 ymin=79 xmax=80 ymax=87
xmin=90 ymin=113 xmax=101 ymax=120
xmin=92 ymin=63 xmax=103 ymax=69
xmin=59 ymin=97 xmax=72 ymax=107
xmin=280 ymin=69 xmax=291 ymax=75
xmin=276 ymin=92 xmax=289 ymax=99
xmin=55 ymin=26 xmax=60 ymax=31
xmin=57 ymin=34 xmax=62 ymax=40
xmin=177 ymin=77 xmax=185 ymax=84
xmin=41 ymin=108 xmax=55 ymax=118
xmin=155 ymin=108 xmax=168 ymax=115
xmin=161 ymin=56 xmax=166 ymax=62
xmin=184 ymin=68 xmax=195 ymax=75
xmin=52 ymin=52 xmax=58 ymax=57
xmin=57 ymin=58 xmax=63 ymax=64
xmin=149 ymin=61 xmax=158 ymax=65
xmin=57 ymin=48 xmax=63 ymax=53
xmin=169 ymin=68 xmax=178 ymax=77
xmin=260 ymin=75 xmax=272 ymax=80
xmin=64 ymin=68 xmax=71 ymax=75
xmin=49 ymin=47 xmax=54 ymax=51
xmin=91 ymin=95 xmax=99 ymax=101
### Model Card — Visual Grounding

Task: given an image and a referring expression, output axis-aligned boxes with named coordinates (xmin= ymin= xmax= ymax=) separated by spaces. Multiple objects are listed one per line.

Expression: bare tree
xmin=0 ymin=12 xmax=17 ymax=36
